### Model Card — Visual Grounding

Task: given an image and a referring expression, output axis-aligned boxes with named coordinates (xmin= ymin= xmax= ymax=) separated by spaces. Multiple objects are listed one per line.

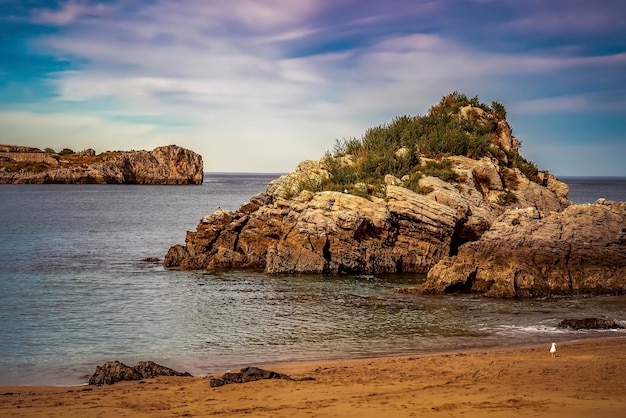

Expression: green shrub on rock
xmin=497 ymin=189 xmax=518 ymax=206
xmin=295 ymin=92 xmax=538 ymax=199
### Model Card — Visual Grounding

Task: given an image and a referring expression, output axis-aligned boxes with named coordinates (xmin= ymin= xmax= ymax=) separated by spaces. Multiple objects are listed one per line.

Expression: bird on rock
xmin=550 ymin=342 xmax=557 ymax=358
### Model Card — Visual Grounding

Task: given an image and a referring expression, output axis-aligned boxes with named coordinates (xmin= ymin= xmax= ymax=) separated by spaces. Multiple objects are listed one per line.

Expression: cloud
xmin=0 ymin=105 xmax=360 ymax=172
xmin=212 ymin=0 xmax=320 ymax=31
xmin=0 ymin=112 xmax=154 ymax=143
xmin=511 ymin=86 xmax=626 ymax=114
xmin=33 ymin=0 xmax=110 ymax=25
xmin=523 ymin=140 xmax=626 ymax=177
xmin=36 ymin=0 xmax=623 ymax=114
xmin=511 ymin=95 xmax=590 ymax=113
xmin=35 ymin=1 xmax=625 ymax=171
xmin=509 ymin=0 xmax=626 ymax=34
xmin=7 ymin=0 xmax=625 ymax=174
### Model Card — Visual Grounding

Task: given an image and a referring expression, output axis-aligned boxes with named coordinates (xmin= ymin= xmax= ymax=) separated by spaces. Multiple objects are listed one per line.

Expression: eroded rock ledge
xmin=411 ymin=199 xmax=626 ymax=297
xmin=0 ymin=144 xmax=203 ymax=184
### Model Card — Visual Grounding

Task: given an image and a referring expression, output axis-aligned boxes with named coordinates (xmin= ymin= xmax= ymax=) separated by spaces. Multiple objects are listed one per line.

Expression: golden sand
xmin=2 ymin=337 xmax=625 ymax=417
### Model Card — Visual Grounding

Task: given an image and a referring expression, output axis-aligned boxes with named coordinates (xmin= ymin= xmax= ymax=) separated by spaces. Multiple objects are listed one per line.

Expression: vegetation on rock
xmin=496 ymin=189 xmax=518 ymax=206
xmin=164 ymin=92 xmax=577 ymax=286
xmin=294 ymin=91 xmax=538 ymax=199
xmin=0 ymin=160 xmax=51 ymax=173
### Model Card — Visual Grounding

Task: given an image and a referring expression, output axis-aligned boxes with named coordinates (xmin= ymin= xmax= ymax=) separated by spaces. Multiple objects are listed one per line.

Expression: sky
xmin=1 ymin=0 xmax=625 ymax=176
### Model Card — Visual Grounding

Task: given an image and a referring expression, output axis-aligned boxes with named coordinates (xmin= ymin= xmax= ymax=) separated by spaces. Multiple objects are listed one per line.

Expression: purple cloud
xmin=0 ymin=0 xmax=623 ymax=174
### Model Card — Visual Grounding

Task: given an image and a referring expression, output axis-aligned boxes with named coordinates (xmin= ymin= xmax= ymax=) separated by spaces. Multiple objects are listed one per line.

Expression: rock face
xmin=88 ymin=360 xmax=192 ymax=385
xmin=167 ymin=186 xmax=458 ymax=274
xmin=0 ymin=144 xmax=203 ymax=184
xmin=417 ymin=199 xmax=626 ymax=297
xmin=165 ymin=157 xmax=569 ymax=275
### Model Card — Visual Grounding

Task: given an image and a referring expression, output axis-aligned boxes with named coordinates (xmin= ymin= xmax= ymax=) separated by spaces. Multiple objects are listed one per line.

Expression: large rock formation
xmin=414 ymin=199 xmax=626 ymax=297
xmin=0 ymin=144 xmax=203 ymax=184
xmin=166 ymin=185 xmax=464 ymax=274
xmin=165 ymin=158 xmax=569 ymax=275
xmin=164 ymin=93 xmax=624 ymax=297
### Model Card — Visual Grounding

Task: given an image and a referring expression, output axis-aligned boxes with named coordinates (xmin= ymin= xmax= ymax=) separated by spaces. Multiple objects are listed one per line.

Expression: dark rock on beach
xmin=557 ymin=318 xmax=625 ymax=330
xmin=209 ymin=366 xmax=311 ymax=387
xmin=88 ymin=361 xmax=141 ymax=386
xmin=133 ymin=361 xmax=192 ymax=379
xmin=89 ymin=360 xmax=192 ymax=386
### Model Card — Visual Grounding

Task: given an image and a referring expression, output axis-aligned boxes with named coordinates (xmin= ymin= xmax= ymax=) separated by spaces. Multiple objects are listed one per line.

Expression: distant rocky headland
xmin=165 ymin=92 xmax=625 ymax=298
xmin=0 ymin=144 xmax=203 ymax=184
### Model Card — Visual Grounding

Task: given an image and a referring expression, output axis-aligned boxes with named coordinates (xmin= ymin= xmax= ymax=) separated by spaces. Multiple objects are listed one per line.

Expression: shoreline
xmin=5 ymin=331 xmax=624 ymax=388
xmin=2 ymin=336 xmax=625 ymax=417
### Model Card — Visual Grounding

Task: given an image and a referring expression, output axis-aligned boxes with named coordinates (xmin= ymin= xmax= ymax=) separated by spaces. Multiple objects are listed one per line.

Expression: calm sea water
xmin=560 ymin=177 xmax=626 ymax=204
xmin=1 ymin=175 xmax=625 ymax=386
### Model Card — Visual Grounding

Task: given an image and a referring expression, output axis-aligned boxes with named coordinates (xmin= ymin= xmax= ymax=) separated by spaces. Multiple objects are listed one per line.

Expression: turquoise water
xmin=1 ymin=175 xmax=625 ymax=386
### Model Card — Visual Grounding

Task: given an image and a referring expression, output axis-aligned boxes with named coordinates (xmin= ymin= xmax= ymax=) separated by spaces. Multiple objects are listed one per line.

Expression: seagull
xmin=550 ymin=342 xmax=557 ymax=358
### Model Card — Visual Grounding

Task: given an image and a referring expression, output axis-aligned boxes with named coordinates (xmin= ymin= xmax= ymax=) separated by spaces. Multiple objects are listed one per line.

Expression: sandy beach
xmin=2 ymin=337 xmax=625 ymax=417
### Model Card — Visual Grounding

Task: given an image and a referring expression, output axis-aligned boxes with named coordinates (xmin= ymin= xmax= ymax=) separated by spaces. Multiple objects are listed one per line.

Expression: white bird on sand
xmin=550 ymin=342 xmax=557 ymax=358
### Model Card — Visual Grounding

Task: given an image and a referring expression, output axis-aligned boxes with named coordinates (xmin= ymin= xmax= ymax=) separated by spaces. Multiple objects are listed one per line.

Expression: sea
xmin=1 ymin=174 xmax=625 ymax=386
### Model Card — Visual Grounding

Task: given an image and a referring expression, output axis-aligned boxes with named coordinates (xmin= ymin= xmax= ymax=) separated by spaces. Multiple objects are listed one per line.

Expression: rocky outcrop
xmin=557 ymin=318 xmax=624 ymax=330
xmin=414 ymin=199 xmax=626 ymax=297
xmin=166 ymin=185 xmax=462 ymax=274
xmin=165 ymin=157 xmax=569 ymax=275
xmin=88 ymin=360 xmax=192 ymax=386
xmin=0 ymin=144 xmax=203 ymax=184
xmin=0 ymin=147 xmax=59 ymax=166
xmin=164 ymin=94 xmax=623 ymax=298
xmin=423 ymin=156 xmax=568 ymax=245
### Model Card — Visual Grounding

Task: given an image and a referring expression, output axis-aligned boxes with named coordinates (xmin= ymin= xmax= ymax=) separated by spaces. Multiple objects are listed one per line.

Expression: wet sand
xmin=2 ymin=337 xmax=625 ymax=417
